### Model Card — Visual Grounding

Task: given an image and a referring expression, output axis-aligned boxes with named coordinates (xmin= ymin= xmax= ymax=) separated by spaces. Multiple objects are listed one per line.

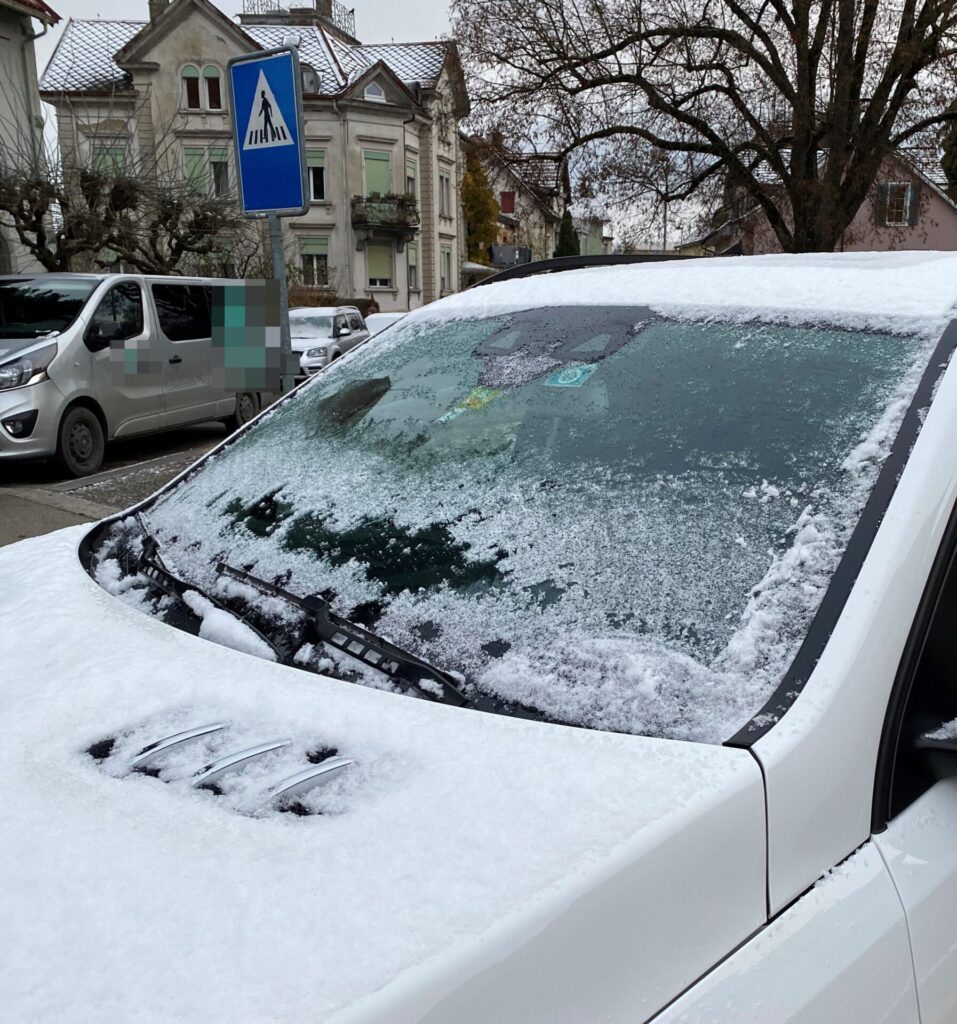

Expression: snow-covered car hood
xmin=1 ymin=526 xmax=766 ymax=1023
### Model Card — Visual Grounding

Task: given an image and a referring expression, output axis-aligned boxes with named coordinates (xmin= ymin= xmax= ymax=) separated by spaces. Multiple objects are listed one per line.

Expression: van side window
xmin=86 ymin=282 xmax=144 ymax=350
xmin=152 ymin=284 xmax=212 ymax=341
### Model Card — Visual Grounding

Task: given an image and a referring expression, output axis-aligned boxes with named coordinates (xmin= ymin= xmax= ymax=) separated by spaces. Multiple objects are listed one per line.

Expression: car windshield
xmin=0 ymin=277 xmax=97 ymax=339
xmin=290 ymin=314 xmax=334 ymax=338
xmin=117 ymin=305 xmax=935 ymax=743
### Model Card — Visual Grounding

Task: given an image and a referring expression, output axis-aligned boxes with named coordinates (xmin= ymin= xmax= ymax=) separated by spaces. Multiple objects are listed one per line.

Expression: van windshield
xmin=115 ymin=305 xmax=936 ymax=743
xmin=0 ymin=278 xmax=97 ymax=339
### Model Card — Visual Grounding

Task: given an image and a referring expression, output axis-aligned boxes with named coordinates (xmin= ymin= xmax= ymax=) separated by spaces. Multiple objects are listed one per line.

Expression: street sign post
xmin=227 ymin=45 xmax=309 ymax=391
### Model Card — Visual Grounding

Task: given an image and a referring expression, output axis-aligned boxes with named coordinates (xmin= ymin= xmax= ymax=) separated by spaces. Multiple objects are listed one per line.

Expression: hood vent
xmin=86 ymin=719 xmax=355 ymax=816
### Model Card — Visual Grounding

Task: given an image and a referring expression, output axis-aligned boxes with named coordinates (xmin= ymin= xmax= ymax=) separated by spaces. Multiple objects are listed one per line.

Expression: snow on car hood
xmin=1 ymin=526 xmax=765 ymax=1024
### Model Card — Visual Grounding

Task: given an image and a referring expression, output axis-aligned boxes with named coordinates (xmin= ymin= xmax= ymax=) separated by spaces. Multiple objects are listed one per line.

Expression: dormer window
xmin=203 ymin=66 xmax=222 ymax=110
xmin=182 ymin=65 xmax=200 ymax=110
xmin=302 ymin=64 xmax=320 ymax=96
xmin=364 ymin=81 xmax=386 ymax=103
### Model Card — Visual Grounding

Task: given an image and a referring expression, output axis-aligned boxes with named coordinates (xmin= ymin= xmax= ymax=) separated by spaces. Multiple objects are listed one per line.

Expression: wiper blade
xmin=215 ymin=561 xmax=473 ymax=708
xmin=136 ymin=533 xmax=283 ymax=661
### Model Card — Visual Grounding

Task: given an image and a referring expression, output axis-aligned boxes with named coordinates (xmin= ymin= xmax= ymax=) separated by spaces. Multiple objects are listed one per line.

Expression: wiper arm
xmin=215 ymin=561 xmax=473 ymax=708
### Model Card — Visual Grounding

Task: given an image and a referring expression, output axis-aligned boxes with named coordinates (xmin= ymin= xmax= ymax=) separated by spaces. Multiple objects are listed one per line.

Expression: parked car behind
xmin=289 ymin=305 xmax=369 ymax=376
xmin=0 ymin=273 xmax=265 ymax=476
xmin=365 ymin=311 xmax=406 ymax=335
xmin=4 ymin=252 xmax=957 ymax=1022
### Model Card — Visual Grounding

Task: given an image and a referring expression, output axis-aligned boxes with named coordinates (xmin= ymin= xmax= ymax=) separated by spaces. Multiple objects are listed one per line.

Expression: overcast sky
xmin=34 ymin=0 xmax=452 ymax=76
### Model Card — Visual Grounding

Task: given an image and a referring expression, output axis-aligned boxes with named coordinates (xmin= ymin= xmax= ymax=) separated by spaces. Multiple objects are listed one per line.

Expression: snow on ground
xmin=0 ymin=526 xmax=759 ymax=1024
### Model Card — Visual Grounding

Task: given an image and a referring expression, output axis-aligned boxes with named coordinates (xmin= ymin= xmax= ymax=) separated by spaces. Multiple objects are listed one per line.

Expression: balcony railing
xmin=242 ymin=0 xmax=356 ymax=37
xmin=351 ymin=194 xmax=420 ymax=231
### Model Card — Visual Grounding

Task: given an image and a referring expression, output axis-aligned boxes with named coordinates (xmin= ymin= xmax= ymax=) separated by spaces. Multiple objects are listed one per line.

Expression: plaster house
xmin=573 ymin=215 xmax=614 ymax=256
xmin=38 ymin=0 xmax=469 ymax=309
xmin=706 ymin=151 xmax=957 ymax=256
xmin=480 ymin=149 xmax=567 ymax=269
xmin=0 ymin=0 xmax=60 ymax=272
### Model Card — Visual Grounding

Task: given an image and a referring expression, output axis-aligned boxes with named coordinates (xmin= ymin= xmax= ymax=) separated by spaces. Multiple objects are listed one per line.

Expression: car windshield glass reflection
xmin=291 ymin=315 xmax=334 ymax=338
xmin=0 ymin=278 xmax=97 ymax=339
xmin=133 ymin=306 xmax=933 ymax=742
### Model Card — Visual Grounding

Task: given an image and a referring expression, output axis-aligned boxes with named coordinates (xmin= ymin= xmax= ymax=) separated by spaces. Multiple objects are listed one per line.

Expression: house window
xmin=307 ymin=150 xmax=325 ymax=201
xmin=440 ymin=245 xmax=452 ymax=293
xmin=301 ymin=64 xmax=320 ymax=95
xmin=405 ymin=158 xmax=417 ymax=196
xmin=203 ymin=66 xmax=222 ymax=110
xmin=500 ymin=190 xmax=515 ymax=214
xmin=407 ymin=242 xmax=418 ymax=290
xmin=184 ymin=147 xmax=206 ymax=190
xmin=367 ymin=242 xmax=393 ymax=287
xmin=439 ymin=171 xmax=452 ymax=217
xmin=881 ymin=182 xmax=918 ymax=227
xmin=363 ymin=151 xmax=391 ymax=196
xmin=209 ymin=148 xmax=229 ymax=197
xmin=300 ymin=238 xmax=329 ymax=286
xmin=364 ymin=81 xmax=386 ymax=103
xmin=92 ymin=146 xmax=125 ymax=174
xmin=182 ymin=65 xmax=201 ymax=110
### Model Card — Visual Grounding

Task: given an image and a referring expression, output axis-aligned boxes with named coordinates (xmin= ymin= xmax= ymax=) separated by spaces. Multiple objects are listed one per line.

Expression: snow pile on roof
xmin=437 ymin=251 xmax=957 ymax=335
xmin=39 ymin=18 xmax=140 ymax=92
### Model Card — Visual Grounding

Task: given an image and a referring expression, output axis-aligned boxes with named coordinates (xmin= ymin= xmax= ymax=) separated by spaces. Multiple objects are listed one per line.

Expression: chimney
xmin=148 ymin=0 xmax=169 ymax=20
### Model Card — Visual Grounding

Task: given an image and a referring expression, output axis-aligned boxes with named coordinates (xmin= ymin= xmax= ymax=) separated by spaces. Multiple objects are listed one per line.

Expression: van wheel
xmin=223 ymin=392 xmax=259 ymax=434
xmin=55 ymin=406 xmax=105 ymax=477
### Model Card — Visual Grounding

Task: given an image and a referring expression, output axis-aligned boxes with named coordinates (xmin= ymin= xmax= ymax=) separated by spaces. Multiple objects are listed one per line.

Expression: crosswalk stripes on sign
xmin=242 ymin=69 xmax=294 ymax=151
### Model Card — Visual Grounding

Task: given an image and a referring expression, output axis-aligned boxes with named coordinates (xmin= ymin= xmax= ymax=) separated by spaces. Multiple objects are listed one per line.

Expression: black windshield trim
xmin=725 ymin=317 xmax=957 ymax=748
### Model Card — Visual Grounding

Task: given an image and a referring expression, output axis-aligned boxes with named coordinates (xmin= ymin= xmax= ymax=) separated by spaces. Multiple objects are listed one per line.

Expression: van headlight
xmin=306 ymin=346 xmax=328 ymax=358
xmin=0 ymin=343 xmax=58 ymax=391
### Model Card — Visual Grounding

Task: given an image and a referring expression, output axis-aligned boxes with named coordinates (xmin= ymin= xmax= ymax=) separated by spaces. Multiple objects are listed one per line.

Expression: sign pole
xmin=269 ymin=213 xmax=295 ymax=392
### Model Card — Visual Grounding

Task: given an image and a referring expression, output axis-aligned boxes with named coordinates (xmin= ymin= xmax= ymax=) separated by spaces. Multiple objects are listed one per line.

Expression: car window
xmin=348 ymin=314 xmax=363 ymax=332
xmin=151 ymin=284 xmax=212 ymax=342
xmin=290 ymin=315 xmax=334 ymax=338
xmin=133 ymin=306 xmax=936 ymax=743
xmin=335 ymin=315 xmax=348 ymax=334
xmin=87 ymin=282 xmax=144 ymax=346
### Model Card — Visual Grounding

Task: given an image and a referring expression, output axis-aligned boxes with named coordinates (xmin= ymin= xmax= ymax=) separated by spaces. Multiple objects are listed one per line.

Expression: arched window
xmin=203 ymin=66 xmax=222 ymax=110
xmin=364 ymin=81 xmax=386 ymax=103
xmin=301 ymin=64 xmax=319 ymax=96
xmin=181 ymin=65 xmax=200 ymax=110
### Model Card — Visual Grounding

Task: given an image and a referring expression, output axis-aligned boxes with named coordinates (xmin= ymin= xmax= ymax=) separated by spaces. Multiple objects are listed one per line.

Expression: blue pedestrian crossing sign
xmin=227 ymin=46 xmax=308 ymax=217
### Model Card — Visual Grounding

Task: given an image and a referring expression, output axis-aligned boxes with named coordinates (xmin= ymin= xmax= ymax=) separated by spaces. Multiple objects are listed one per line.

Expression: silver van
xmin=0 ymin=273 xmax=265 ymax=476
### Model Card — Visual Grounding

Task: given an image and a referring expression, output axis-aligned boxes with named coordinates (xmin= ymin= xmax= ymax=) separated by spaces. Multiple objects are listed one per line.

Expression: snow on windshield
xmin=135 ymin=307 xmax=935 ymax=743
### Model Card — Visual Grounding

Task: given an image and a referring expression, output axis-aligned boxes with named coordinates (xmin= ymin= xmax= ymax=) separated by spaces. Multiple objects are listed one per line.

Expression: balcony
xmin=351 ymin=193 xmax=419 ymax=251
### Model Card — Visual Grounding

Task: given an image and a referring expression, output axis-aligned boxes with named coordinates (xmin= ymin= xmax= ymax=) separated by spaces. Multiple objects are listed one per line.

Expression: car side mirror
xmin=86 ymin=321 xmax=125 ymax=351
xmin=914 ymin=725 xmax=957 ymax=781
xmin=337 ymin=327 xmax=352 ymax=338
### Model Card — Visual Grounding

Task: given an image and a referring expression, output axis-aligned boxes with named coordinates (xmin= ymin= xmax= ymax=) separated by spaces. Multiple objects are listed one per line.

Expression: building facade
xmin=39 ymin=0 xmax=469 ymax=309
xmin=0 ymin=0 xmax=60 ymax=272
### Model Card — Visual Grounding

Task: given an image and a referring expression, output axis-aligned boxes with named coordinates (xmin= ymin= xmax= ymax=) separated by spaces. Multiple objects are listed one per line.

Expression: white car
xmin=365 ymin=311 xmax=407 ymax=335
xmin=288 ymin=304 xmax=369 ymax=375
xmin=3 ymin=252 xmax=957 ymax=1023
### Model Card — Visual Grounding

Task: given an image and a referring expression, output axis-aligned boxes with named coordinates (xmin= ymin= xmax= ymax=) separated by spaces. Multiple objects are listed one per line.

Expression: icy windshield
xmin=0 ymin=277 xmax=97 ymax=340
xmin=137 ymin=306 xmax=933 ymax=742
xmin=290 ymin=315 xmax=334 ymax=338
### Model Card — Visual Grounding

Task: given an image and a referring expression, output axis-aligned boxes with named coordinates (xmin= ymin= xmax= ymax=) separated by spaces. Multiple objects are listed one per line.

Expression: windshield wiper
xmin=215 ymin=561 xmax=473 ymax=708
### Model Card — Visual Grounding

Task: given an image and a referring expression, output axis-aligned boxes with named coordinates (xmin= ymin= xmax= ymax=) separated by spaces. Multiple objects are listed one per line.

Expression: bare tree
xmin=453 ymin=0 xmax=957 ymax=252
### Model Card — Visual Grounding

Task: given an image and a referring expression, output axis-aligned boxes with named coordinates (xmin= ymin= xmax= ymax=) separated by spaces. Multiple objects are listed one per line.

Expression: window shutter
xmin=300 ymin=237 xmax=329 ymax=256
xmin=363 ymin=151 xmax=391 ymax=195
xmin=367 ymin=243 xmax=392 ymax=281
xmin=407 ymin=242 xmax=417 ymax=266
xmin=908 ymin=183 xmax=921 ymax=226
xmin=874 ymin=183 xmax=889 ymax=226
xmin=184 ymin=148 xmax=205 ymax=188
xmin=500 ymin=190 xmax=515 ymax=214
xmin=306 ymin=150 xmax=326 ymax=168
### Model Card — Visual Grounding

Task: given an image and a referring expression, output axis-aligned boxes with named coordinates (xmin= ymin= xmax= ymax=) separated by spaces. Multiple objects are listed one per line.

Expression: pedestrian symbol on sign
xmin=242 ymin=70 xmax=292 ymax=150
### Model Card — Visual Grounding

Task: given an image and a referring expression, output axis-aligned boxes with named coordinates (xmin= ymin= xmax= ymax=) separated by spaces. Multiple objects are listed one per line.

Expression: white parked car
xmin=365 ymin=311 xmax=407 ymax=335
xmin=4 ymin=252 xmax=957 ymax=1023
xmin=288 ymin=304 xmax=369 ymax=375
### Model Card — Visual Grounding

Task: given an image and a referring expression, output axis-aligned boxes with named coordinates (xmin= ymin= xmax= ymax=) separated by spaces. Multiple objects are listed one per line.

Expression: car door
xmin=85 ymin=279 xmax=166 ymax=438
xmin=332 ymin=313 xmax=349 ymax=358
xmin=345 ymin=312 xmax=368 ymax=353
xmin=873 ymin=500 xmax=957 ymax=1024
xmin=149 ymin=281 xmax=221 ymax=425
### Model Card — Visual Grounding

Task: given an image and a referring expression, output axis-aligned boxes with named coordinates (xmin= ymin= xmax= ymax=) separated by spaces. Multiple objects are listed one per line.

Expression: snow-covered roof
xmin=40 ymin=18 xmax=141 ymax=93
xmin=39 ymin=16 xmax=450 ymax=96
